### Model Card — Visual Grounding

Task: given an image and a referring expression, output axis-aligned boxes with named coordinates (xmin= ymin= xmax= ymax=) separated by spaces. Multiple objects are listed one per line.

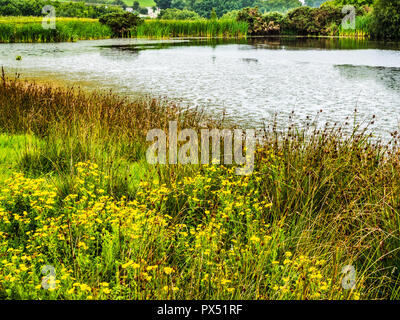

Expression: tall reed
xmin=0 ymin=17 xmax=112 ymax=43
xmin=336 ymin=15 xmax=372 ymax=38
xmin=135 ymin=19 xmax=249 ymax=38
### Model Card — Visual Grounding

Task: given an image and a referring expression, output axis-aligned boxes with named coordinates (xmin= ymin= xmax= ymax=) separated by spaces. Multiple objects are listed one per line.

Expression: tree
xmin=113 ymin=0 xmax=127 ymax=9
xmin=371 ymin=0 xmax=400 ymax=40
xmin=158 ymin=7 xmax=200 ymax=19
xmin=171 ymin=0 xmax=187 ymax=10
xmin=132 ymin=0 xmax=140 ymax=10
xmin=99 ymin=11 xmax=143 ymax=36
xmin=154 ymin=0 xmax=172 ymax=9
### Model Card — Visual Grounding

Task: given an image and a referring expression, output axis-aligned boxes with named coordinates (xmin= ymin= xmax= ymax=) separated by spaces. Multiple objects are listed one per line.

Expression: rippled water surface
xmin=1 ymin=37 xmax=400 ymax=137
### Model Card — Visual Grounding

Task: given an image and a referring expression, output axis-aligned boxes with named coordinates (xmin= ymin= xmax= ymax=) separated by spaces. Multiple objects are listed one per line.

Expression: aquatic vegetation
xmin=334 ymin=14 xmax=372 ymax=38
xmin=135 ymin=19 xmax=249 ymax=38
xmin=236 ymin=5 xmax=374 ymax=38
xmin=0 ymin=17 xmax=112 ymax=43
xmin=0 ymin=76 xmax=400 ymax=299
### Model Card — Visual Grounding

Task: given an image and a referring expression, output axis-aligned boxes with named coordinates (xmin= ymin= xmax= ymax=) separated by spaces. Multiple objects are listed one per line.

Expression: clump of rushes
xmin=134 ymin=19 xmax=249 ymax=38
xmin=0 ymin=74 xmax=400 ymax=299
xmin=0 ymin=17 xmax=112 ymax=43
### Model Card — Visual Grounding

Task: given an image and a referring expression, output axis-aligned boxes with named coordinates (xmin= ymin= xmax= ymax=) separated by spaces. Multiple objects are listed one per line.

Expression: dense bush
xmin=158 ymin=8 xmax=201 ymax=20
xmin=237 ymin=7 xmax=281 ymax=35
xmin=0 ymin=0 xmax=123 ymax=18
xmin=370 ymin=0 xmax=400 ymax=40
xmin=282 ymin=5 xmax=342 ymax=35
xmin=99 ymin=11 xmax=143 ymax=37
xmin=237 ymin=5 xmax=353 ymax=36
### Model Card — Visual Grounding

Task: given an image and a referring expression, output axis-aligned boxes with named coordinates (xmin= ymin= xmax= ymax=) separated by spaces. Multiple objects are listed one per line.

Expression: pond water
xmin=1 ymin=37 xmax=400 ymax=138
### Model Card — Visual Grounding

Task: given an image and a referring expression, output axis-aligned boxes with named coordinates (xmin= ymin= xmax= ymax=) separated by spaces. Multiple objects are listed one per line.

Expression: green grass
xmin=0 ymin=75 xmax=400 ymax=299
xmin=135 ymin=19 xmax=249 ymax=38
xmin=0 ymin=134 xmax=39 ymax=182
xmin=132 ymin=0 xmax=156 ymax=7
xmin=0 ymin=17 xmax=112 ymax=43
xmin=0 ymin=17 xmax=247 ymax=42
xmin=336 ymin=15 xmax=373 ymax=38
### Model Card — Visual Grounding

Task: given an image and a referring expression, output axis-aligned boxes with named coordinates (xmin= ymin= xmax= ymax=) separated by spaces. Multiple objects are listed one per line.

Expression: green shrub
xmin=237 ymin=7 xmax=282 ymax=35
xmin=282 ymin=5 xmax=343 ymax=35
xmin=220 ymin=10 xmax=240 ymax=20
xmin=158 ymin=8 xmax=201 ymax=20
xmin=99 ymin=11 xmax=143 ymax=37
xmin=370 ymin=0 xmax=400 ymax=40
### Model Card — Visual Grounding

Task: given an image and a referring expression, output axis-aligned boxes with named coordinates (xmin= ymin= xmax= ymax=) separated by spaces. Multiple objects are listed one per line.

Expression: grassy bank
xmin=0 ymin=75 xmax=400 ymax=299
xmin=0 ymin=17 xmax=112 ymax=43
xmin=135 ymin=19 xmax=248 ymax=38
xmin=0 ymin=16 xmax=247 ymax=42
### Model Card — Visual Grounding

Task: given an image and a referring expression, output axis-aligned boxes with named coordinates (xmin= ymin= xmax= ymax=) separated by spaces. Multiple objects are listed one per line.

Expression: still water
xmin=1 ymin=37 xmax=400 ymax=137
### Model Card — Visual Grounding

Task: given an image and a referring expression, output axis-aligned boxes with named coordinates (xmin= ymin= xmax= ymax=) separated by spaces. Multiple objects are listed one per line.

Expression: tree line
xmin=0 ymin=0 xmax=122 ymax=18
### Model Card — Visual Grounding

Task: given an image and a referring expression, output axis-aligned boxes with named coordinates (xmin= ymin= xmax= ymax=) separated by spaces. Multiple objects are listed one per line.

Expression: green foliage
xmin=256 ymin=0 xmax=302 ymax=13
xmin=138 ymin=7 xmax=149 ymax=14
xmin=210 ymin=7 xmax=217 ymax=20
xmin=155 ymin=0 xmax=172 ymax=9
xmin=220 ymin=9 xmax=240 ymax=20
xmin=0 ymin=0 xmax=123 ymax=18
xmin=237 ymin=7 xmax=281 ymax=35
xmin=177 ymin=0 xmax=257 ymax=18
xmin=171 ymin=0 xmax=187 ymax=10
xmin=133 ymin=0 xmax=140 ymax=10
xmin=264 ymin=11 xmax=285 ymax=24
xmin=332 ymin=0 xmax=374 ymax=7
xmin=135 ymin=19 xmax=248 ymax=37
xmin=158 ymin=8 xmax=201 ymax=20
xmin=305 ymin=0 xmax=329 ymax=7
xmin=1 ymin=76 xmax=400 ymax=299
xmin=0 ymin=17 xmax=112 ymax=43
xmin=99 ymin=11 xmax=143 ymax=37
xmin=113 ymin=0 xmax=127 ymax=8
xmin=336 ymin=13 xmax=372 ymax=37
xmin=282 ymin=5 xmax=342 ymax=35
xmin=370 ymin=0 xmax=400 ymax=40
xmin=236 ymin=4 xmax=368 ymax=36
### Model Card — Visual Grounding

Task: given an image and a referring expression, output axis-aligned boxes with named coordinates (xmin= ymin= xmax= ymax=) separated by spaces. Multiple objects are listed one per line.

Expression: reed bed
xmin=0 ymin=74 xmax=400 ymax=299
xmin=0 ymin=17 xmax=112 ymax=43
xmin=135 ymin=19 xmax=249 ymax=38
xmin=336 ymin=15 xmax=372 ymax=38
